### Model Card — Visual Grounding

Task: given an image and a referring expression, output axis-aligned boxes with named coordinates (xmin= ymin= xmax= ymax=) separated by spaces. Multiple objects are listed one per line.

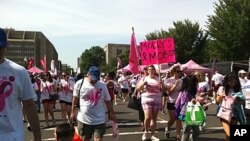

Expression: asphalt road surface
xmin=25 ymin=98 xmax=225 ymax=141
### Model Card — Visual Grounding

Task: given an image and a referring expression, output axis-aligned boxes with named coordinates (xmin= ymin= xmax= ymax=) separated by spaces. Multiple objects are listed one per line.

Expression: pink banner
xmin=140 ymin=38 xmax=175 ymax=65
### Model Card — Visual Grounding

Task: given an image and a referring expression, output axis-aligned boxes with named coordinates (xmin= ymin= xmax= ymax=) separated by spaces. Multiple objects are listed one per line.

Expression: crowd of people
xmin=1 ymin=27 xmax=250 ymax=141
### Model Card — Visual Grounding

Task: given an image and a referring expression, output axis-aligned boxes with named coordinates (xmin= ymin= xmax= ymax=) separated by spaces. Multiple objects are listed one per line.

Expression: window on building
xmin=117 ymin=49 xmax=122 ymax=56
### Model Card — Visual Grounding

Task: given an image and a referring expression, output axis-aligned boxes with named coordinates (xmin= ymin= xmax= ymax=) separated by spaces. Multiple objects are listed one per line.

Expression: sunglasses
xmin=148 ymin=68 xmax=155 ymax=70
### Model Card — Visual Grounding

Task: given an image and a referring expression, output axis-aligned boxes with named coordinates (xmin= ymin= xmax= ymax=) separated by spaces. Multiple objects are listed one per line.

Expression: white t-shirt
xmin=239 ymin=77 xmax=247 ymax=88
xmin=211 ymin=73 xmax=224 ymax=85
xmin=60 ymin=78 xmax=75 ymax=102
xmin=196 ymin=81 xmax=210 ymax=103
xmin=242 ymin=80 xmax=250 ymax=109
xmin=40 ymin=81 xmax=54 ymax=100
xmin=0 ymin=59 xmax=34 ymax=141
xmin=118 ymin=75 xmax=129 ymax=89
xmin=164 ymin=77 xmax=183 ymax=103
xmin=73 ymin=78 xmax=111 ymax=125
xmin=130 ymin=78 xmax=137 ymax=88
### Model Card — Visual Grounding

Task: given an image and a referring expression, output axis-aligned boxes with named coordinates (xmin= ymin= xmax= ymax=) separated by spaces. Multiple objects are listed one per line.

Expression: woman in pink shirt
xmin=136 ymin=65 xmax=163 ymax=141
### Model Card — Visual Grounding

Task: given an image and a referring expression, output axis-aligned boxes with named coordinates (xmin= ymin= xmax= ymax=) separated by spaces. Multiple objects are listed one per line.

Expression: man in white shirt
xmin=211 ymin=70 xmax=224 ymax=95
xmin=238 ymin=69 xmax=247 ymax=87
xmin=71 ymin=66 xmax=116 ymax=141
xmin=0 ymin=28 xmax=41 ymax=141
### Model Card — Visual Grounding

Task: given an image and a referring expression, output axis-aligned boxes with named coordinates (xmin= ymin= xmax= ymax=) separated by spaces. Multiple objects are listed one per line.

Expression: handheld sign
xmin=140 ymin=38 xmax=175 ymax=65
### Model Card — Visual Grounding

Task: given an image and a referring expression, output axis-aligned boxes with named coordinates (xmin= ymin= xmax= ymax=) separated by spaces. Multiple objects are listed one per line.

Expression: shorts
xmin=121 ymin=88 xmax=128 ymax=93
xmin=167 ymin=102 xmax=175 ymax=110
xmin=59 ymin=100 xmax=72 ymax=105
xmin=162 ymin=92 xmax=168 ymax=97
xmin=77 ymin=121 xmax=106 ymax=140
xmin=42 ymin=99 xmax=54 ymax=104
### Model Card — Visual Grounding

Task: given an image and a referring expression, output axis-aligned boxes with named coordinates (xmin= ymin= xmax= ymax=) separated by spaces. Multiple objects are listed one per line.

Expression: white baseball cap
xmin=238 ymin=69 xmax=247 ymax=74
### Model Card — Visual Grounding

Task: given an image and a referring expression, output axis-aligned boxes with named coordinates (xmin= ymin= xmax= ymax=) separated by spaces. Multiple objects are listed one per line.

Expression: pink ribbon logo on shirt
xmin=0 ymin=76 xmax=15 ymax=112
xmin=87 ymin=89 xmax=101 ymax=107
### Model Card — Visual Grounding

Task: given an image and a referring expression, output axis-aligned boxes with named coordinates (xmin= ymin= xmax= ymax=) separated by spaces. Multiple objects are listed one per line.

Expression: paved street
xmin=25 ymin=98 xmax=225 ymax=141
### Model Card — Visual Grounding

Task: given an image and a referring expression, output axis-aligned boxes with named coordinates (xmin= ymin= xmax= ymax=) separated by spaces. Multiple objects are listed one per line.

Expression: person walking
xmin=60 ymin=72 xmax=75 ymax=123
xmin=135 ymin=67 xmax=148 ymax=131
xmin=238 ymin=69 xmax=247 ymax=87
xmin=70 ymin=66 xmax=116 ymax=141
xmin=118 ymin=72 xmax=129 ymax=102
xmin=136 ymin=64 xmax=163 ymax=141
xmin=242 ymin=72 xmax=250 ymax=124
xmin=215 ymin=72 xmax=245 ymax=141
xmin=40 ymin=71 xmax=57 ymax=128
xmin=34 ymin=74 xmax=42 ymax=113
xmin=0 ymin=27 xmax=41 ymax=141
xmin=26 ymin=74 xmax=39 ymax=131
xmin=175 ymin=75 xmax=200 ymax=141
xmin=163 ymin=64 xmax=183 ymax=139
xmin=211 ymin=70 xmax=224 ymax=97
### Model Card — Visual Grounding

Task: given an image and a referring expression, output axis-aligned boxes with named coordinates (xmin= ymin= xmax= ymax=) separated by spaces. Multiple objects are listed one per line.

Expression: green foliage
xmin=80 ymin=46 xmax=106 ymax=74
xmin=104 ymin=57 xmax=117 ymax=73
xmin=207 ymin=0 xmax=250 ymax=61
xmin=119 ymin=50 xmax=129 ymax=67
xmin=145 ymin=29 xmax=170 ymax=40
xmin=145 ymin=19 xmax=208 ymax=64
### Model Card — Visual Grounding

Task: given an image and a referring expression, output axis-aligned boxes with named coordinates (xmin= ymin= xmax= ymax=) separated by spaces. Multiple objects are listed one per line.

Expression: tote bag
xmin=217 ymin=96 xmax=233 ymax=122
xmin=127 ymin=96 xmax=140 ymax=110
xmin=185 ymin=102 xmax=206 ymax=125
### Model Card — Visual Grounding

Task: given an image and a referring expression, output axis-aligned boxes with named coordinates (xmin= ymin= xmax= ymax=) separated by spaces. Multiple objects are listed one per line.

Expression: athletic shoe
xmin=27 ymin=123 xmax=31 ymax=131
xmin=151 ymin=135 xmax=160 ymax=141
xmin=165 ymin=127 xmax=170 ymax=138
xmin=142 ymin=133 xmax=147 ymax=141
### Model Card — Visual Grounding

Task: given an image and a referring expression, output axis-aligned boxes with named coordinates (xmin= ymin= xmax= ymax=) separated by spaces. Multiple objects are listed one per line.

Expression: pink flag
xmin=44 ymin=54 xmax=47 ymax=72
xmin=129 ymin=28 xmax=139 ymax=74
xmin=27 ymin=57 xmax=34 ymax=69
xmin=40 ymin=59 xmax=45 ymax=70
xmin=40 ymin=54 xmax=47 ymax=71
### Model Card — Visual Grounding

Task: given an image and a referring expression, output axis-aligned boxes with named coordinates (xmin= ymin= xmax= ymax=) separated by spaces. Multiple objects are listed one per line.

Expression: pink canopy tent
xmin=181 ymin=60 xmax=212 ymax=74
xmin=27 ymin=66 xmax=44 ymax=73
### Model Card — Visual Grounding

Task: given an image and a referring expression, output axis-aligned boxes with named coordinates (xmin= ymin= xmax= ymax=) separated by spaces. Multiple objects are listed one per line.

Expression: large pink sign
xmin=140 ymin=38 xmax=176 ymax=65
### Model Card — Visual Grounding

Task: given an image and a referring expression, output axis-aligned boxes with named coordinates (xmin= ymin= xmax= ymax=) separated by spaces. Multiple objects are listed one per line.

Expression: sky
xmin=0 ymin=0 xmax=218 ymax=70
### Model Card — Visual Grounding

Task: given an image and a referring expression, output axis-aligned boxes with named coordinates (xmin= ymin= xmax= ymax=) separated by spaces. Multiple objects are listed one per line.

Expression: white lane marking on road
xmin=44 ymin=121 xmax=169 ymax=131
xmin=43 ymin=126 xmax=224 ymax=140
xmin=44 ymin=121 xmax=223 ymax=131
xmin=103 ymin=126 xmax=224 ymax=137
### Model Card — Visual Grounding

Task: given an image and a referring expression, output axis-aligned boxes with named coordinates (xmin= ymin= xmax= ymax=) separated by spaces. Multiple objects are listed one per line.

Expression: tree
xmin=207 ymin=0 xmax=250 ymax=61
xmin=145 ymin=19 xmax=208 ymax=64
xmin=80 ymin=46 xmax=106 ymax=74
